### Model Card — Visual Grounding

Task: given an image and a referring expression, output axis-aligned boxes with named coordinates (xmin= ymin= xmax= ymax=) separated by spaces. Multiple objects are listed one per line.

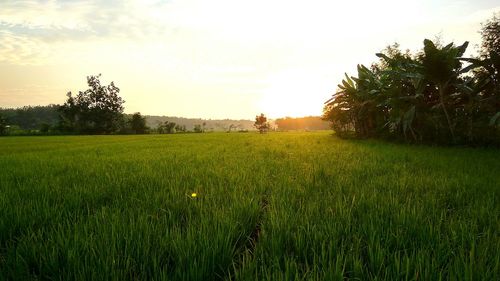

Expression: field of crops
xmin=0 ymin=132 xmax=498 ymax=280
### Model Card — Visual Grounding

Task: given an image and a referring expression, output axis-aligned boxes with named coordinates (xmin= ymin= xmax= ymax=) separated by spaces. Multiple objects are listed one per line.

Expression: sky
xmin=1 ymin=0 xmax=499 ymax=119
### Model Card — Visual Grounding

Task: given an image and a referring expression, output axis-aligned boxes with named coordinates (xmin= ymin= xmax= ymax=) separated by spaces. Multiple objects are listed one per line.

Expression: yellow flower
xmin=191 ymin=193 xmax=197 ymax=198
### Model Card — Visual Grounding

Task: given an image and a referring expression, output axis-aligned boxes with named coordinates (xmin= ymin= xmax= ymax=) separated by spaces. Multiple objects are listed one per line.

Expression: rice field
xmin=0 ymin=132 xmax=498 ymax=280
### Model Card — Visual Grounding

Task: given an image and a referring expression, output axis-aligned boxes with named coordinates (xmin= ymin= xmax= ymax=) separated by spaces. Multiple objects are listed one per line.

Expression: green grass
xmin=0 ymin=132 xmax=498 ymax=280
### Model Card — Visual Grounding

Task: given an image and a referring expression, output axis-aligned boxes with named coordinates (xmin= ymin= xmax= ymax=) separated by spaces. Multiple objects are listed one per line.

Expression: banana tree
xmin=420 ymin=39 xmax=469 ymax=141
xmin=351 ymin=64 xmax=385 ymax=137
xmin=324 ymin=73 xmax=359 ymax=136
xmin=324 ymin=65 xmax=383 ymax=137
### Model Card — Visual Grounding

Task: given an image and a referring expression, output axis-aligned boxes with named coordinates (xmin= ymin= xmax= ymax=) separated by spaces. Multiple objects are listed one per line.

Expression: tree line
xmin=323 ymin=14 xmax=500 ymax=145
xmin=275 ymin=116 xmax=330 ymax=131
xmin=0 ymin=75 xmax=139 ymax=135
xmin=0 ymin=74 xmax=245 ymax=135
xmin=0 ymin=105 xmax=60 ymax=132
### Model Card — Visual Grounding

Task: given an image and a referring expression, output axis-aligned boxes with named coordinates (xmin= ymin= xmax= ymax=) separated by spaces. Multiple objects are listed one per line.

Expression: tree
xmin=165 ymin=121 xmax=176 ymax=133
xmin=129 ymin=112 xmax=148 ymax=134
xmin=479 ymin=13 xmax=500 ymax=60
xmin=193 ymin=124 xmax=203 ymax=133
xmin=227 ymin=124 xmax=237 ymax=133
xmin=0 ymin=114 xmax=8 ymax=136
xmin=175 ymin=124 xmax=186 ymax=132
xmin=0 ymin=105 xmax=60 ymax=131
xmin=59 ymin=74 xmax=125 ymax=134
xmin=254 ymin=113 xmax=270 ymax=133
xmin=420 ymin=39 xmax=469 ymax=141
xmin=158 ymin=121 xmax=176 ymax=134
xmin=471 ymin=14 xmax=500 ymax=141
xmin=478 ymin=13 xmax=500 ymax=112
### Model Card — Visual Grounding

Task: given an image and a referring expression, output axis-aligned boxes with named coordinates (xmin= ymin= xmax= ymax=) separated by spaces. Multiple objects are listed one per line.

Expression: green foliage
xmin=479 ymin=13 xmax=500 ymax=60
xmin=254 ymin=113 xmax=270 ymax=133
xmin=0 ymin=105 xmax=60 ymax=130
xmin=158 ymin=121 xmax=177 ymax=134
xmin=0 ymin=132 xmax=498 ymax=280
xmin=324 ymin=36 xmax=500 ymax=145
xmin=193 ymin=124 xmax=203 ymax=133
xmin=0 ymin=114 xmax=8 ymax=136
xmin=59 ymin=74 xmax=125 ymax=134
xmin=39 ymin=123 xmax=51 ymax=134
xmin=175 ymin=124 xmax=187 ymax=132
xmin=128 ymin=112 xmax=148 ymax=134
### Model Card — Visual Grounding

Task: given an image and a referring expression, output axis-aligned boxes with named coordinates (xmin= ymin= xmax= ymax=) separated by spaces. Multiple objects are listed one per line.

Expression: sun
xmin=258 ymin=71 xmax=330 ymax=119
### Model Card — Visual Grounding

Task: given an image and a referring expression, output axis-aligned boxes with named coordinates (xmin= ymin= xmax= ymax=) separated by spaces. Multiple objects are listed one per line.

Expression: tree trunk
xmin=439 ymin=85 xmax=455 ymax=141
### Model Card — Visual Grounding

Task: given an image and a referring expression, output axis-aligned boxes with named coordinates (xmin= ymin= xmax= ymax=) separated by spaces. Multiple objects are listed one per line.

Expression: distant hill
xmin=145 ymin=116 xmax=255 ymax=131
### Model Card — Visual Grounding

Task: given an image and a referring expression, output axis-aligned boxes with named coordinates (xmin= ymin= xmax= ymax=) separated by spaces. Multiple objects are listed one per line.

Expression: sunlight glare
xmin=258 ymin=70 xmax=332 ymax=118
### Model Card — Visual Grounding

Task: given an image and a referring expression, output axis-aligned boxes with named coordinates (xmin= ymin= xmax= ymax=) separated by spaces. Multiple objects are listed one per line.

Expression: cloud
xmin=0 ymin=0 xmax=178 ymax=64
xmin=0 ymin=30 xmax=51 ymax=65
xmin=0 ymin=0 xmax=176 ymax=40
xmin=2 ymin=0 xmax=497 ymax=65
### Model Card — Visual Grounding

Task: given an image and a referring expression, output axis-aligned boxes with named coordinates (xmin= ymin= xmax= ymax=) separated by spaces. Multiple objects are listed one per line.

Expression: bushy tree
xmin=129 ymin=112 xmax=148 ymax=134
xmin=158 ymin=121 xmax=176 ymax=134
xmin=474 ymin=13 xmax=500 ymax=134
xmin=254 ymin=113 xmax=269 ymax=133
xmin=480 ymin=13 xmax=500 ymax=60
xmin=59 ymin=74 xmax=125 ymax=134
